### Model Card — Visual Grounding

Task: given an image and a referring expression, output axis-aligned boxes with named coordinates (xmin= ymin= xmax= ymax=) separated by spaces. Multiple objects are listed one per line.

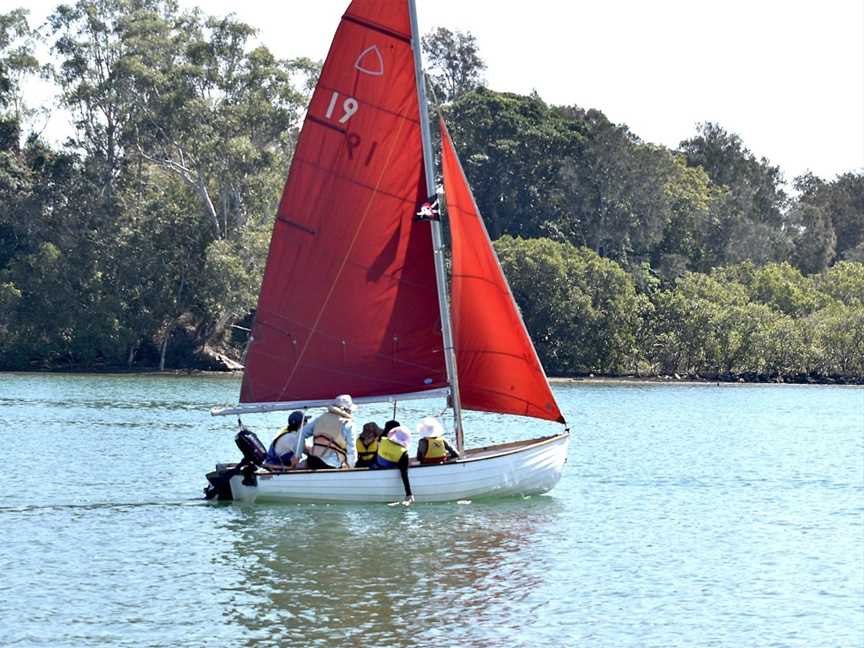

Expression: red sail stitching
xmin=341 ymin=13 xmax=411 ymax=43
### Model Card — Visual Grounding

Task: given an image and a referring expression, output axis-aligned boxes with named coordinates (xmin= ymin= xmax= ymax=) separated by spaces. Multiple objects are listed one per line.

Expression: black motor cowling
xmin=235 ymin=428 xmax=268 ymax=466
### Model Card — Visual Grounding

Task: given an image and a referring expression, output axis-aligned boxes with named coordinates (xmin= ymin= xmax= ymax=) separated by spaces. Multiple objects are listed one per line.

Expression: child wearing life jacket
xmin=356 ymin=422 xmax=384 ymax=468
xmin=374 ymin=425 xmax=413 ymax=505
xmin=415 ymin=416 xmax=458 ymax=464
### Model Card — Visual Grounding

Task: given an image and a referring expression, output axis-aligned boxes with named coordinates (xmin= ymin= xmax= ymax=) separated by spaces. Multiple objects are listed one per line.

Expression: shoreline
xmin=548 ymin=376 xmax=864 ymax=387
xmin=2 ymin=368 xmax=861 ymax=386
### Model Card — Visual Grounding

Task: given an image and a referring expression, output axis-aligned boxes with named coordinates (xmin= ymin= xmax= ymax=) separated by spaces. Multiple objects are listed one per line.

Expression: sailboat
xmin=205 ymin=0 xmax=570 ymax=504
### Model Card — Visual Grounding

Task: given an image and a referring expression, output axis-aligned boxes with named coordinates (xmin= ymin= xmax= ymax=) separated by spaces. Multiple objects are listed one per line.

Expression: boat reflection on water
xmin=215 ymin=498 xmax=564 ymax=646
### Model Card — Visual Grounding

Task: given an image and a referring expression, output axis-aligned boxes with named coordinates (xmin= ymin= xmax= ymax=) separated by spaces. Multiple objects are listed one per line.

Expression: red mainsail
xmin=442 ymin=121 xmax=565 ymax=423
xmin=240 ymin=1 xmax=446 ymax=405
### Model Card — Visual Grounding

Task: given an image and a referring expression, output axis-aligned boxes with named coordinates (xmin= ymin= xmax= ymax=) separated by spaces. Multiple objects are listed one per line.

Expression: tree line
xmin=496 ymin=238 xmax=863 ymax=381
xmin=1 ymin=4 xmax=862 ymax=381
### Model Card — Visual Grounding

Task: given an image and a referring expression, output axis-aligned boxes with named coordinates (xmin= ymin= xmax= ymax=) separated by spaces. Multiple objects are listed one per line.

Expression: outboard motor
xmin=233 ymin=427 xmax=267 ymax=487
xmin=204 ymin=427 xmax=268 ymax=500
xmin=235 ymin=428 xmax=268 ymax=466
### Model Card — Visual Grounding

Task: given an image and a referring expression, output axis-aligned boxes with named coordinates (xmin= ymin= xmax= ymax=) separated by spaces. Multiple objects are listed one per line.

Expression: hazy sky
xmin=16 ymin=0 xmax=864 ymax=182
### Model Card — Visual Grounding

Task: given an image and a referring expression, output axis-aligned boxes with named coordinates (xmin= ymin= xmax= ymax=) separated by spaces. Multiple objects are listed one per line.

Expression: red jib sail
xmin=240 ymin=1 xmax=446 ymax=405
xmin=442 ymin=120 xmax=565 ymax=423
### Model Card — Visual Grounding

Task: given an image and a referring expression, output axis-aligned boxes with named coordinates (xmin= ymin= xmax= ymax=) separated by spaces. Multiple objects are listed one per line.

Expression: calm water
xmin=1 ymin=374 xmax=862 ymax=647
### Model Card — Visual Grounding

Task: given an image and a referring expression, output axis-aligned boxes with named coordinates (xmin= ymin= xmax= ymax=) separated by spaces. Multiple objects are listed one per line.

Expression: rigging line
xmin=452 ymin=271 xmax=516 ymax=296
xmin=277 ymin=116 xmax=412 ymax=397
xmin=307 ymin=114 xmax=347 ymax=135
xmin=452 ymin=348 xmax=538 ymax=363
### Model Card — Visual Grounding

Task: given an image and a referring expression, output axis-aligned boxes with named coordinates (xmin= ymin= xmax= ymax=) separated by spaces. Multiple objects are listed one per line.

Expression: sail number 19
xmin=324 ymin=90 xmax=378 ymax=166
xmin=325 ymin=91 xmax=358 ymax=124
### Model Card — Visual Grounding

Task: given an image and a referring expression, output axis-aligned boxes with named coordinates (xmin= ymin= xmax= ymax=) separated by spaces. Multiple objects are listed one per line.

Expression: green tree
xmin=789 ymin=203 xmax=836 ymax=274
xmin=650 ymin=276 xmax=703 ymax=374
xmin=743 ymin=262 xmax=826 ymax=317
xmin=422 ymin=27 xmax=485 ymax=103
xmin=123 ymin=9 xmax=314 ymax=240
xmin=554 ymin=109 xmax=670 ymax=265
xmin=0 ymin=139 xmax=133 ymax=368
xmin=649 ymin=272 xmax=759 ymax=375
xmin=45 ymin=0 xmax=315 ymax=368
xmin=680 ymin=122 xmax=790 ymax=265
xmin=814 ymin=261 xmax=864 ymax=306
xmin=0 ymin=8 xmax=38 ymax=116
xmin=794 ymin=171 xmax=864 ymax=263
xmin=445 ymin=89 xmax=582 ymax=239
xmin=494 ymin=236 xmax=645 ymax=374
xmin=652 ymin=154 xmax=718 ymax=277
xmin=754 ymin=314 xmax=812 ymax=378
xmin=49 ymin=0 xmax=154 ymax=205
xmin=809 ymin=304 xmax=864 ymax=376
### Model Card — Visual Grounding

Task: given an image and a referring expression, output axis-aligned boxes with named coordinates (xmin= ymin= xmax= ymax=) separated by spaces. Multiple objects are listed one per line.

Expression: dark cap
xmin=288 ymin=411 xmax=305 ymax=428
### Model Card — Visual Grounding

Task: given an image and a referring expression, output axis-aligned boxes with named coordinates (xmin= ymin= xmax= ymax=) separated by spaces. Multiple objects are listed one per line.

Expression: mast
xmin=408 ymin=0 xmax=465 ymax=453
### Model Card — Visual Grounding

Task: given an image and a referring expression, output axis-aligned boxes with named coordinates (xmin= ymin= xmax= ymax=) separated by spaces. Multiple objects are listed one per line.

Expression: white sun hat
xmin=416 ymin=416 xmax=444 ymax=438
xmin=387 ymin=426 xmax=412 ymax=448
xmin=332 ymin=394 xmax=358 ymax=412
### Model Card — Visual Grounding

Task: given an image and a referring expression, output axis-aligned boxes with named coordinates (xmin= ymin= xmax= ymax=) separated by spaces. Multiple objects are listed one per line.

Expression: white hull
xmin=226 ymin=433 xmax=570 ymax=504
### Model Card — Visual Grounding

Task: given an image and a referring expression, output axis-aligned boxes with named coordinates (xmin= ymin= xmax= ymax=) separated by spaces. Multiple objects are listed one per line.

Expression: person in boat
xmin=356 ymin=421 xmax=384 ymax=468
xmin=265 ymin=410 xmax=308 ymax=467
xmin=415 ymin=416 xmax=459 ymax=464
xmin=373 ymin=425 xmax=413 ymax=505
xmin=291 ymin=394 xmax=358 ymax=470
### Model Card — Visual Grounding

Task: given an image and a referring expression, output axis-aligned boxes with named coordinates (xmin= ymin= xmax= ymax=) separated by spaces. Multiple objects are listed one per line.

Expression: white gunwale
xmin=256 ymin=432 xmax=569 ymax=475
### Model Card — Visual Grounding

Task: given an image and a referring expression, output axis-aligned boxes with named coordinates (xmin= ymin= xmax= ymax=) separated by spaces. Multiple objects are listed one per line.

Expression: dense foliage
xmin=495 ymin=239 xmax=864 ymax=380
xmin=1 ymin=3 xmax=862 ymax=381
xmin=1 ymin=1 xmax=316 ymax=369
